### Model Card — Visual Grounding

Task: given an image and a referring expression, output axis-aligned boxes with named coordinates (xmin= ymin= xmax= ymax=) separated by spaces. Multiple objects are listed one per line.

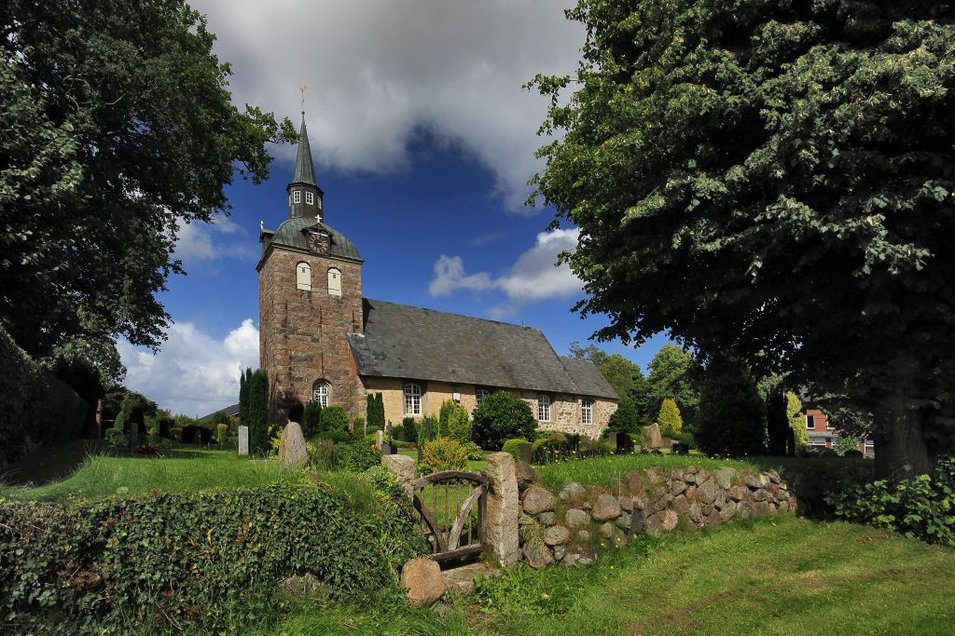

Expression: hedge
xmin=0 ymin=476 xmax=427 ymax=633
xmin=0 ymin=326 xmax=87 ymax=466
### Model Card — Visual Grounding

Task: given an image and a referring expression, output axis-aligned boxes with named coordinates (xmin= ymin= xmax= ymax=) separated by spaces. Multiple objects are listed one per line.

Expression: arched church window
xmin=327 ymin=268 xmax=342 ymax=297
xmin=313 ymin=380 xmax=330 ymax=408
xmin=296 ymin=262 xmax=311 ymax=291
xmin=404 ymin=383 xmax=422 ymax=416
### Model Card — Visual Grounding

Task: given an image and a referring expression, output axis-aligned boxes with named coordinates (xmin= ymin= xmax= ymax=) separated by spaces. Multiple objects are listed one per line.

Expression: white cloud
xmin=429 ymin=227 xmax=582 ymax=314
xmin=172 ymin=217 xmax=256 ymax=266
xmin=192 ymin=0 xmax=584 ymax=209
xmin=118 ymin=319 xmax=260 ymax=416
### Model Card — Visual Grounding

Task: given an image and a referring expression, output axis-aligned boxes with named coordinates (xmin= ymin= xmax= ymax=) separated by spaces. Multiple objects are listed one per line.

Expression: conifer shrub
xmin=420 ymin=438 xmax=468 ymax=473
xmin=320 ymin=406 xmax=350 ymax=434
xmin=400 ymin=417 xmax=418 ymax=443
xmin=366 ymin=393 xmax=386 ymax=432
xmin=657 ymin=398 xmax=683 ymax=438
xmin=471 ymin=391 xmax=536 ymax=451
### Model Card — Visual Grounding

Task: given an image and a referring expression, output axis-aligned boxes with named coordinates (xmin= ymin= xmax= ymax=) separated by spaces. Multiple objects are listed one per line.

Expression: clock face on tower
xmin=306 ymin=229 xmax=331 ymax=254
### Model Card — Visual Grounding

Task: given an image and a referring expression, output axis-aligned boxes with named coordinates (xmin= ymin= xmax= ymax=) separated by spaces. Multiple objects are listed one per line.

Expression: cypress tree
xmin=247 ymin=369 xmax=270 ymax=454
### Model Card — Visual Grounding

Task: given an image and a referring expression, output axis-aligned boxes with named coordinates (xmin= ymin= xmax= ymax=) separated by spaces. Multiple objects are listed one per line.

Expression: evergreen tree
xmin=607 ymin=396 xmax=639 ymax=434
xmin=657 ymin=398 xmax=683 ymax=438
xmin=247 ymin=369 xmax=269 ymax=454
xmin=366 ymin=393 xmax=385 ymax=432
xmin=696 ymin=357 xmax=766 ymax=456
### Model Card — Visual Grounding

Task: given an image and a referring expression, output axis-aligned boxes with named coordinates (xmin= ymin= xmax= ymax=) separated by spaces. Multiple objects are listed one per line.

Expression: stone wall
xmin=517 ymin=466 xmax=795 ymax=569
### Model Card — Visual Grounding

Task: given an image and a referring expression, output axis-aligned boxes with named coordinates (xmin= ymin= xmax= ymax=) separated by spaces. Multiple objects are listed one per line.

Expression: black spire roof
xmin=291 ymin=116 xmax=318 ymax=187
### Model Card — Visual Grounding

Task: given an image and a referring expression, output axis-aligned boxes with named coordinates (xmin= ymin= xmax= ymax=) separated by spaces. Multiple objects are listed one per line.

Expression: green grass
xmin=535 ymin=453 xmax=759 ymax=490
xmin=0 ymin=447 xmax=304 ymax=501
xmin=265 ymin=516 xmax=955 ymax=635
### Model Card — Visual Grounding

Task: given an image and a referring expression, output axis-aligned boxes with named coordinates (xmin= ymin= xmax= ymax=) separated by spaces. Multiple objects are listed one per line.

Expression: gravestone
xmin=376 ymin=430 xmax=384 ymax=446
xmin=278 ymin=422 xmax=308 ymax=469
xmin=640 ymin=423 xmax=663 ymax=449
xmin=615 ymin=432 xmax=634 ymax=454
xmin=238 ymin=425 xmax=249 ymax=455
xmin=380 ymin=442 xmax=395 ymax=455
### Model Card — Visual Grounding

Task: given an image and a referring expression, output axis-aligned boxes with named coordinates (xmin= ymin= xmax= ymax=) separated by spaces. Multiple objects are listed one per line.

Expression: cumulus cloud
xmin=172 ymin=217 xmax=255 ymax=265
xmin=118 ymin=319 xmax=259 ymax=416
xmin=192 ymin=0 xmax=583 ymax=209
xmin=429 ymin=227 xmax=582 ymax=315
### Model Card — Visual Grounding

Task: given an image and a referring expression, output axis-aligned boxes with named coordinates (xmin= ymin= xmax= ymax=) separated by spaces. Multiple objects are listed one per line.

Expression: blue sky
xmin=119 ymin=1 xmax=669 ymax=416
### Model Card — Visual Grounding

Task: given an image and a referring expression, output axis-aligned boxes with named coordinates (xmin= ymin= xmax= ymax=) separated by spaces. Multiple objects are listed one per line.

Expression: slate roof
xmin=259 ymin=217 xmax=362 ymax=262
xmin=291 ymin=118 xmax=318 ymax=187
xmin=348 ymin=299 xmax=618 ymax=400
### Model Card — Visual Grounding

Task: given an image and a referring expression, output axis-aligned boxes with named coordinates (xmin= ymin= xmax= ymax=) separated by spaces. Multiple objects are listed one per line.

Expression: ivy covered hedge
xmin=0 ymin=326 xmax=87 ymax=466
xmin=0 ymin=476 xmax=427 ymax=633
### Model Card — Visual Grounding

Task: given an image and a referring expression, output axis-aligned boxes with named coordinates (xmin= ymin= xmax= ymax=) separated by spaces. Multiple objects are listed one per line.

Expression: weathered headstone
xmin=238 ymin=425 xmax=249 ymax=455
xmin=278 ymin=422 xmax=308 ymax=469
xmin=640 ymin=423 xmax=663 ymax=449
xmin=376 ymin=430 xmax=384 ymax=447
xmin=380 ymin=442 xmax=395 ymax=455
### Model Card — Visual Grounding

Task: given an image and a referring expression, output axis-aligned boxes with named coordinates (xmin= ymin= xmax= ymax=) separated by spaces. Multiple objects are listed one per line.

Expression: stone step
xmin=441 ymin=562 xmax=502 ymax=594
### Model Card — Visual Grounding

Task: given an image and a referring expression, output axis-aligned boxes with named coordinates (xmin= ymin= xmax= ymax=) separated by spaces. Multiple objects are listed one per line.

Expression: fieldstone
xmin=619 ymin=496 xmax=634 ymax=513
xmin=539 ymin=511 xmax=557 ymax=526
xmin=768 ymin=482 xmax=781 ymax=496
xmin=688 ymin=502 xmax=702 ymax=524
xmin=522 ymin=485 xmax=555 ymax=515
xmin=684 ymin=473 xmax=697 ymax=484
xmin=630 ymin=509 xmax=645 ymax=534
xmin=592 ymin=493 xmax=622 ymax=521
xmin=565 ymin=508 xmax=591 ymax=528
xmin=705 ymin=509 xmax=722 ymax=527
xmin=650 ymin=494 xmax=672 ymax=515
xmin=600 ymin=522 xmax=614 ymax=540
xmin=752 ymin=501 xmax=775 ymax=517
xmin=673 ymin=494 xmax=690 ymax=515
xmin=615 ymin=514 xmax=631 ymax=530
xmin=278 ymin=422 xmax=308 ymax=469
xmin=516 ymin=461 xmax=538 ymax=492
xmin=767 ymin=469 xmax=782 ymax=484
xmin=553 ymin=544 xmax=567 ymax=561
xmin=632 ymin=496 xmax=646 ymax=511
xmin=728 ymin=486 xmax=749 ymax=502
xmin=641 ymin=423 xmax=664 ymax=449
xmin=559 ymin=482 xmax=588 ymax=501
xmin=627 ymin=472 xmax=645 ymax=492
xmin=576 ymin=529 xmax=592 ymax=542
xmin=715 ymin=467 xmax=736 ymax=489
xmin=574 ymin=546 xmax=598 ymax=566
xmin=745 ymin=473 xmax=769 ymax=490
xmin=382 ymin=454 xmax=415 ymax=495
xmin=697 ymin=479 xmax=721 ymax=505
xmin=753 ymin=489 xmax=770 ymax=502
xmin=684 ymin=486 xmax=698 ymax=503
xmin=277 ymin=572 xmax=324 ymax=600
xmin=702 ymin=504 xmax=713 ymax=517
xmin=562 ymin=552 xmax=579 ymax=568
xmin=519 ymin=512 xmax=536 ymax=527
xmin=670 ymin=480 xmax=688 ymax=497
xmin=582 ymin=501 xmax=592 ymax=511
xmin=737 ymin=499 xmax=752 ymax=518
xmin=687 ymin=465 xmax=699 ymax=474
xmin=720 ymin=499 xmax=738 ymax=522
xmin=522 ymin=536 xmax=555 ymax=570
xmin=485 ymin=452 xmax=520 ymax=566
xmin=543 ymin=525 xmax=571 ymax=546
xmin=401 ymin=558 xmax=446 ymax=607
xmin=646 ymin=509 xmax=679 ymax=533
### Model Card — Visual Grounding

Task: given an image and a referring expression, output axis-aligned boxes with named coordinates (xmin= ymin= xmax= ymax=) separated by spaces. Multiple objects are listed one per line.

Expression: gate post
xmin=484 ymin=452 xmax=520 ymax=566
xmin=382 ymin=454 xmax=415 ymax=496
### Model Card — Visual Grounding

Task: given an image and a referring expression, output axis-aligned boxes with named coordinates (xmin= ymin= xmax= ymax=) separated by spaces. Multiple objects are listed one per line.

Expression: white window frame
xmin=312 ymin=381 xmax=330 ymax=408
xmin=327 ymin=268 xmax=342 ymax=297
xmin=404 ymin=383 xmax=422 ymax=416
xmin=296 ymin=261 xmax=311 ymax=291
xmin=305 ymin=190 xmax=314 ymax=205
xmin=475 ymin=388 xmax=490 ymax=406
xmin=293 ymin=190 xmax=302 ymax=204
xmin=581 ymin=399 xmax=594 ymax=425
xmin=537 ymin=394 xmax=551 ymax=422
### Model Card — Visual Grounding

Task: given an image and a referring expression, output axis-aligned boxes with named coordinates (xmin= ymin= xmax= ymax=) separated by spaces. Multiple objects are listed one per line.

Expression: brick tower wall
xmin=258 ymin=247 xmax=366 ymax=422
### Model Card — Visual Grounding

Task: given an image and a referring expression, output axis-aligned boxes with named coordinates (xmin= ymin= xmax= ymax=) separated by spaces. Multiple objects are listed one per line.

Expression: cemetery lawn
xmin=266 ymin=516 xmax=955 ymax=635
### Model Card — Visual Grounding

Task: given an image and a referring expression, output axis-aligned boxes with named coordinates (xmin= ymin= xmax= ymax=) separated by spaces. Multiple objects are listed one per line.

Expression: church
xmin=257 ymin=118 xmax=618 ymax=438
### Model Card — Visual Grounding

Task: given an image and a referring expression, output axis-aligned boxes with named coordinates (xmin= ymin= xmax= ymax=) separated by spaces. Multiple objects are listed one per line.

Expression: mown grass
xmin=0 ymin=448 xmax=305 ymax=501
xmin=535 ymin=453 xmax=759 ymax=490
xmin=264 ymin=516 xmax=955 ymax=635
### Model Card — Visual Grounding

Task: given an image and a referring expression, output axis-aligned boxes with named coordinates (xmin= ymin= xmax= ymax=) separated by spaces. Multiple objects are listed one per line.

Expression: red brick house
xmin=805 ymin=407 xmax=873 ymax=455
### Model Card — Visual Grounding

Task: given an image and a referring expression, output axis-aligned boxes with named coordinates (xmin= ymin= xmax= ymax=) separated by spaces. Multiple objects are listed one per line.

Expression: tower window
xmin=404 ymin=383 xmax=422 ymax=416
xmin=312 ymin=380 xmax=330 ymax=408
xmin=581 ymin=399 xmax=593 ymax=425
xmin=327 ymin=268 xmax=342 ymax=297
xmin=538 ymin=395 xmax=550 ymax=422
xmin=293 ymin=190 xmax=301 ymax=204
xmin=806 ymin=414 xmax=815 ymax=429
xmin=306 ymin=191 xmax=314 ymax=205
xmin=296 ymin=262 xmax=311 ymax=291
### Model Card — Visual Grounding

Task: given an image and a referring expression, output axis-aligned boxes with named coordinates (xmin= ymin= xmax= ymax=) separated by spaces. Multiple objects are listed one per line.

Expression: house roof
xmin=259 ymin=217 xmax=362 ymax=262
xmin=199 ymin=403 xmax=240 ymax=421
xmin=348 ymin=298 xmax=618 ymax=400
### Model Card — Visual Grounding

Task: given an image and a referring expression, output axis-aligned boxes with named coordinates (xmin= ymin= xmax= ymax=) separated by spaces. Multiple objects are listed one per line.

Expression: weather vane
xmin=299 ymin=84 xmax=307 ymax=116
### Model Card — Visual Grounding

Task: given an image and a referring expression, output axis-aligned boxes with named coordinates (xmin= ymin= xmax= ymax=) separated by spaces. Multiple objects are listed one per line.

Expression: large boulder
xmin=401 ymin=558 xmax=446 ymax=607
xmin=640 ymin=423 xmax=664 ymax=449
xmin=278 ymin=422 xmax=308 ymax=469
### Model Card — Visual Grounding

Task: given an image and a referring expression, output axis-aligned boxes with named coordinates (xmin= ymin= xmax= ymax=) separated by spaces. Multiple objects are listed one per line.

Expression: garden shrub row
xmin=0 ymin=326 xmax=87 ymax=466
xmin=0 ymin=476 xmax=426 ymax=634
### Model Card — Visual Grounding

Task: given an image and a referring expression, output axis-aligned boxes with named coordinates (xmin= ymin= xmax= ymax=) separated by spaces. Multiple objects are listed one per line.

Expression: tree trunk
xmin=872 ymin=395 xmax=934 ymax=481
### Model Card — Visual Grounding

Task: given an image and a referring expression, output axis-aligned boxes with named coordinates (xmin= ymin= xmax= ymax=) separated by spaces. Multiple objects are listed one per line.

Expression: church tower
xmin=257 ymin=116 xmax=365 ymax=420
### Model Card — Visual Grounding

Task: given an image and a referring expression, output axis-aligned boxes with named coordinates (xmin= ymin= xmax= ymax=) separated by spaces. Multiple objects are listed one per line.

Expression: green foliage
xmin=169 ymin=426 xmax=184 ymax=442
xmin=436 ymin=400 xmax=472 ymax=443
xmin=337 ymin=441 xmax=380 ymax=473
xmin=647 ymin=346 xmax=700 ymax=429
xmin=302 ymin=400 xmax=323 ymax=438
xmin=366 ymin=393 xmax=385 ymax=432
xmin=696 ymin=357 xmax=766 ymax=456
xmin=216 ymin=423 xmax=228 ymax=445
xmin=399 ymin=417 xmax=419 ymax=443
xmin=827 ymin=456 xmax=954 ymax=546
xmin=352 ymin=416 xmax=366 ymax=435
xmin=462 ymin=440 xmax=485 ymax=461
xmin=531 ymin=0 xmax=955 ymax=478
xmin=420 ymin=438 xmax=468 ymax=473
xmin=242 ymin=369 xmax=269 ymax=453
xmin=656 ymin=398 xmax=683 ymax=438
xmin=786 ymin=392 xmax=810 ymax=449
xmin=0 ymin=1 xmax=295 ymax=364
xmin=571 ymin=342 xmax=653 ymax=420
xmin=320 ymin=405 xmax=350 ymax=434
xmin=105 ymin=428 xmax=127 ymax=448
xmin=318 ymin=429 xmax=352 ymax=444
xmin=0 ymin=481 xmax=425 ymax=633
xmin=307 ymin=438 xmax=338 ymax=471
xmin=502 ymin=438 xmax=532 ymax=462
xmin=606 ymin=396 xmax=639 ymax=434
xmin=835 ymin=436 xmax=862 ymax=456
xmin=471 ymin=391 xmax=537 ymax=451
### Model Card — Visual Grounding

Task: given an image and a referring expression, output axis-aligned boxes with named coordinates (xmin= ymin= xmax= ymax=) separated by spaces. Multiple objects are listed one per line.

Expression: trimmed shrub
xmin=338 ymin=440 xmax=380 ymax=472
xmin=216 ymin=423 xmax=228 ymax=445
xmin=786 ymin=392 xmax=810 ymax=449
xmin=502 ymin=438 xmax=531 ymax=462
xmin=835 ymin=435 xmax=861 ymax=456
xmin=607 ymin=396 xmax=639 ymax=434
xmin=421 ymin=438 xmax=468 ymax=473
xmin=157 ymin=416 xmax=172 ymax=439
xmin=463 ymin=440 xmax=484 ymax=461
xmin=318 ymin=429 xmax=352 ymax=444
xmin=320 ymin=406 xmax=350 ymax=433
xmin=657 ymin=398 xmax=683 ymax=438
xmin=398 ymin=417 xmax=418 ymax=444
xmin=0 ymin=482 xmax=427 ymax=633
xmin=471 ymin=391 xmax=537 ymax=451
xmin=307 ymin=438 xmax=338 ymax=470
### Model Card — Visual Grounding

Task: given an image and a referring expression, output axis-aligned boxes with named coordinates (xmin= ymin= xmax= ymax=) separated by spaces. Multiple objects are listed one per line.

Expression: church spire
xmin=287 ymin=103 xmax=324 ymax=221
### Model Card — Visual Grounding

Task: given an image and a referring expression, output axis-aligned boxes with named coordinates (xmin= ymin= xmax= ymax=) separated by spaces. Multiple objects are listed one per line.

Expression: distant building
xmin=804 ymin=407 xmax=873 ymax=455
xmin=256 ymin=117 xmax=618 ymax=436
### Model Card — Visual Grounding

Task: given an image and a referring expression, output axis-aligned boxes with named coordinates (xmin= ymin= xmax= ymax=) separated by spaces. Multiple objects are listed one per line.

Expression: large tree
xmin=646 ymin=344 xmax=700 ymax=428
xmin=532 ymin=0 xmax=955 ymax=479
xmin=1 ymin=0 xmax=294 ymax=368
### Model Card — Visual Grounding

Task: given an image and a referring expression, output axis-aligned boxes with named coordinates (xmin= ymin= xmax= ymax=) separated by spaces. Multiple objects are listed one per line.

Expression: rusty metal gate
xmin=411 ymin=470 xmax=487 ymax=562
